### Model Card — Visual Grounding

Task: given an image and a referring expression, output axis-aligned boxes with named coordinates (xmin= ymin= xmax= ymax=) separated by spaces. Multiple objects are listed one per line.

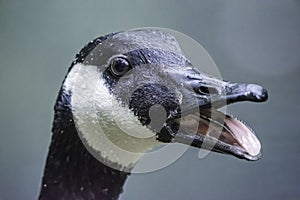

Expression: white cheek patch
xmin=64 ymin=63 xmax=160 ymax=171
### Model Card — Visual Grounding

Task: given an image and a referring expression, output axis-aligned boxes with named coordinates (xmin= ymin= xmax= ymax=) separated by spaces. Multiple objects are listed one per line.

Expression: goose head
xmin=63 ymin=28 xmax=268 ymax=172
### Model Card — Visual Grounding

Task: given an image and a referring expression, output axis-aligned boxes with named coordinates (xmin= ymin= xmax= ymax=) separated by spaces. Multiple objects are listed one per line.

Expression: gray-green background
xmin=0 ymin=0 xmax=299 ymax=199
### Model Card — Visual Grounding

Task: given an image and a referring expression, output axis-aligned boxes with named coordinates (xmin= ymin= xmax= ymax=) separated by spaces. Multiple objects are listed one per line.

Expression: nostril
xmin=198 ymin=86 xmax=218 ymax=95
xmin=199 ymin=86 xmax=209 ymax=94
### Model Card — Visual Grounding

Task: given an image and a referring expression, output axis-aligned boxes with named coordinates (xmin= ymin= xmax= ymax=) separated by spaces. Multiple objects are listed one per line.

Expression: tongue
xmin=225 ymin=117 xmax=261 ymax=156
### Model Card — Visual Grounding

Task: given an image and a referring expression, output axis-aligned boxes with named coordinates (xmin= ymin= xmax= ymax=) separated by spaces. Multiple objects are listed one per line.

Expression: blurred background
xmin=0 ymin=0 xmax=299 ymax=199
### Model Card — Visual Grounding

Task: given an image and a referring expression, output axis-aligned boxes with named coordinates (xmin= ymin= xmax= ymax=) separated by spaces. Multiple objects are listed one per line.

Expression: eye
xmin=110 ymin=56 xmax=131 ymax=76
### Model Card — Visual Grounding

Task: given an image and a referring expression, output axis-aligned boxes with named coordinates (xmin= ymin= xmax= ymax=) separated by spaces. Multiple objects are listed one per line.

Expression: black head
xmin=65 ymin=29 xmax=268 ymax=168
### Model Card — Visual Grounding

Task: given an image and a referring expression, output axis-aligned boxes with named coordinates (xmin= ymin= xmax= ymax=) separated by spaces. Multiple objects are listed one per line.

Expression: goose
xmin=39 ymin=28 xmax=268 ymax=200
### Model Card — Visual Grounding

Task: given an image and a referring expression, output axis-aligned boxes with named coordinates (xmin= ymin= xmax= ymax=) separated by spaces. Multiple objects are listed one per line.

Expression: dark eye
xmin=110 ymin=56 xmax=131 ymax=76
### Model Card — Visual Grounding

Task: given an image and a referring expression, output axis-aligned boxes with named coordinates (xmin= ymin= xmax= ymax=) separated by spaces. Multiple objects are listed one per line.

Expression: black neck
xmin=39 ymin=88 xmax=129 ymax=200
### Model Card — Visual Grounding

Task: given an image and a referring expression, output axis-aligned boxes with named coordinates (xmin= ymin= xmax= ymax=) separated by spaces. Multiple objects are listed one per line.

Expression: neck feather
xmin=39 ymin=89 xmax=129 ymax=200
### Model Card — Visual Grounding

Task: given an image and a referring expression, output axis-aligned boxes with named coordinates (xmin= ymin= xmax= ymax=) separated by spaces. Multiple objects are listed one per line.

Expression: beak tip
xmin=247 ymin=84 xmax=268 ymax=102
xmin=259 ymin=88 xmax=268 ymax=102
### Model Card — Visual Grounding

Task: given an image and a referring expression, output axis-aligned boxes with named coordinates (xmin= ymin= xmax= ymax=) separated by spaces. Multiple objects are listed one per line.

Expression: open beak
xmin=165 ymin=69 xmax=268 ymax=161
